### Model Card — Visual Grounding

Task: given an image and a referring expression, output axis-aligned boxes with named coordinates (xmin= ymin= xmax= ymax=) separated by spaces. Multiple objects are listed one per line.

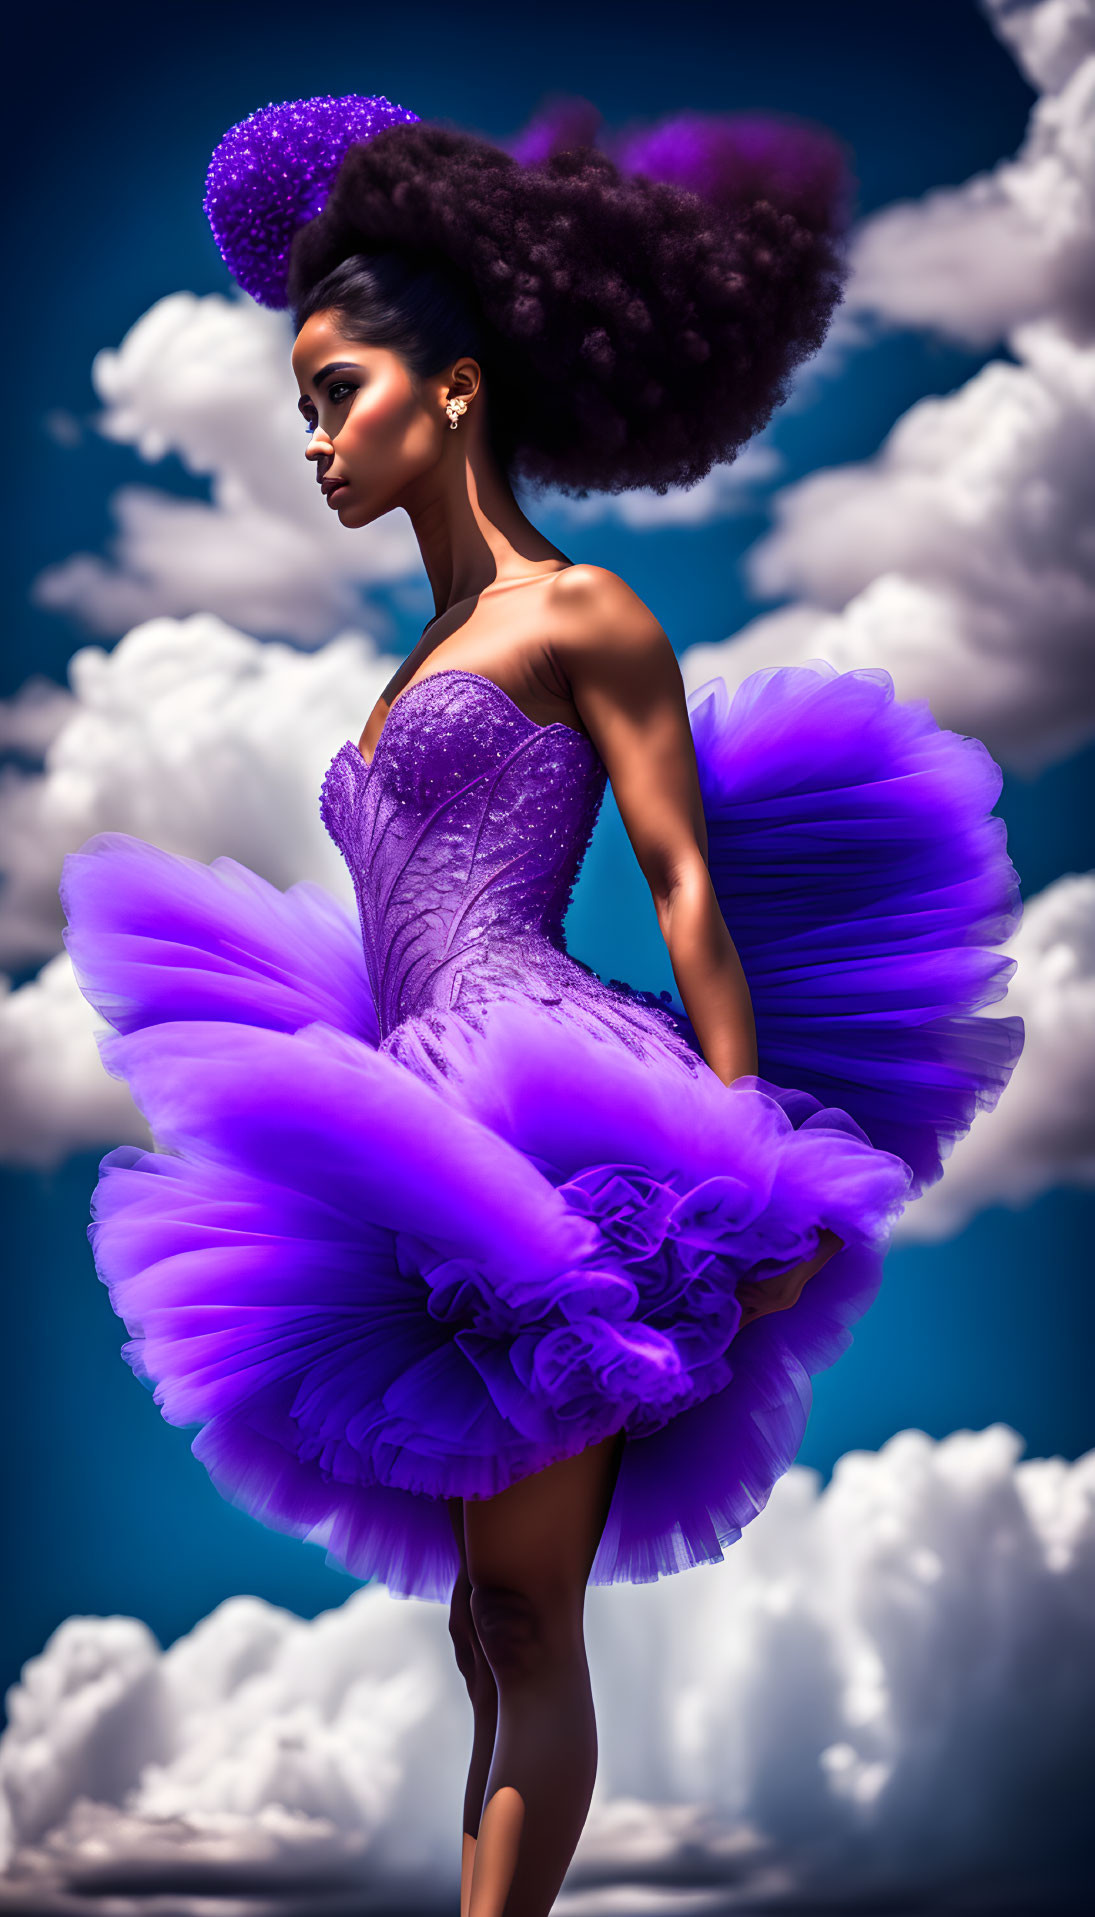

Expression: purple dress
xmin=60 ymin=662 xmax=1023 ymax=1599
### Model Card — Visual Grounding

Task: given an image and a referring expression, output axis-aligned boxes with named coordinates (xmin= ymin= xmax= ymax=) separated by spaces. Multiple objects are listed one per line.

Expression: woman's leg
xmin=448 ymin=1498 xmax=499 ymax=1917
xmin=460 ymin=1430 xmax=625 ymax=1917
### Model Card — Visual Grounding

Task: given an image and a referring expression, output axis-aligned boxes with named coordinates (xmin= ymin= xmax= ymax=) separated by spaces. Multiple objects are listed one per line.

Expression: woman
xmin=61 ymin=95 xmax=1024 ymax=1917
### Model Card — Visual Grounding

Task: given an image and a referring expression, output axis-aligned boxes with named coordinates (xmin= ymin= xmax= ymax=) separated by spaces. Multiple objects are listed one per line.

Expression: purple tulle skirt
xmin=59 ymin=664 xmax=1023 ymax=1598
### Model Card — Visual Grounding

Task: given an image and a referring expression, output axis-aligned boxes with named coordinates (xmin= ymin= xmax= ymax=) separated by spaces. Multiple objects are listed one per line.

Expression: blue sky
xmin=2 ymin=0 xmax=1091 ymax=1708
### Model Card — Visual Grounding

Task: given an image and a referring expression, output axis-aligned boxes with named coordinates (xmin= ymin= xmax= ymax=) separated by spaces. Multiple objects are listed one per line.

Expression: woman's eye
xmin=301 ymin=383 xmax=355 ymax=435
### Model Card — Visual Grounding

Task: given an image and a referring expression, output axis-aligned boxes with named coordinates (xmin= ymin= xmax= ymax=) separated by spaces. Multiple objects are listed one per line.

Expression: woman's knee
xmin=469 ymin=1580 xmax=581 ymax=1685
xmin=449 ymin=1569 xmax=495 ymax=1699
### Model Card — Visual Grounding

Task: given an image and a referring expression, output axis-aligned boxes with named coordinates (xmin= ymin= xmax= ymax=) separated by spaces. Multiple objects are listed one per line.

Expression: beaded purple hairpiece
xmin=204 ymin=89 xmax=850 ymax=313
xmin=203 ymin=93 xmax=420 ymax=309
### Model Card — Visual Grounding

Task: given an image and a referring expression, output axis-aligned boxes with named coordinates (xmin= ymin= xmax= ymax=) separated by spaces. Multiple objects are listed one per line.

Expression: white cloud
xmin=31 ymin=292 xmax=421 ymax=645
xmin=683 ymin=2 xmax=1095 ymax=775
xmin=0 ymin=614 xmax=391 ymax=971
xmin=0 ymin=616 xmax=397 ymax=1169
xmin=682 ymin=318 xmax=1095 ymax=772
xmin=0 ymin=955 xmax=149 ymax=1169
xmin=849 ymin=16 xmax=1095 ymax=343
xmin=0 ymin=678 xmax=76 ymax=759
xmin=2 ymin=1425 xmax=1092 ymax=1906
xmin=547 ymin=438 xmax=783 ymax=528
xmin=899 ymin=872 xmax=1095 ymax=1240
xmin=983 ymin=0 xmax=1095 ymax=96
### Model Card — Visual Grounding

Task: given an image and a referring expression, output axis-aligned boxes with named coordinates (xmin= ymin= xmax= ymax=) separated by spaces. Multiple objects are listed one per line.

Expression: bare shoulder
xmin=546 ymin=564 xmax=673 ymax=677
xmin=549 ymin=563 xmax=663 ymax=636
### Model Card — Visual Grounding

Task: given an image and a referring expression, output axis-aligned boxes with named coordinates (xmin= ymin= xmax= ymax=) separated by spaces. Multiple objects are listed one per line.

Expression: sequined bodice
xmin=320 ymin=667 xmax=700 ymax=1072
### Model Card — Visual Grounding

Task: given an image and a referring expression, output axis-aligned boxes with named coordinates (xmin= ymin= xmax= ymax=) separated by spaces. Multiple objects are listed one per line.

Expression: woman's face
xmin=291 ymin=311 xmax=459 ymax=528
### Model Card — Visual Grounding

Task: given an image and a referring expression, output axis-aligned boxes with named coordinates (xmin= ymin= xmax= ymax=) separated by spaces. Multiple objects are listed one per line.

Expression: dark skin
xmin=291 ymin=313 xmax=841 ymax=1917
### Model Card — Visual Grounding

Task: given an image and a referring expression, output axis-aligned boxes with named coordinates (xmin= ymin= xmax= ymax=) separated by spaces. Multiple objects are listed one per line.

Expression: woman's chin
xmin=341 ymin=498 xmax=395 ymax=530
xmin=334 ymin=493 xmax=367 ymax=526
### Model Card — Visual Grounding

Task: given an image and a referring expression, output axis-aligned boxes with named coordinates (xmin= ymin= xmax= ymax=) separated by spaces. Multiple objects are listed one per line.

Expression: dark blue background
xmin=3 ymin=0 xmax=1090 ymax=1703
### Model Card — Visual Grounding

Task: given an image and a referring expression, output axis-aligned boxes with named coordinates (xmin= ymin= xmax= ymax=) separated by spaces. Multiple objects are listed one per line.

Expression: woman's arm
xmin=553 ymin=566 xmax=842 ymax=1322
xmin=552 ymin=567 xmax=757 ymax=1087
xmin=654 ymin=861 xmax=758 ymax=1085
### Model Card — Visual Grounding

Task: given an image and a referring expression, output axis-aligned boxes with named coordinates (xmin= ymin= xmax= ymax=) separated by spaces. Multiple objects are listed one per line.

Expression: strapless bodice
xmin=320 ymin=666 xmax=699 ymax=1068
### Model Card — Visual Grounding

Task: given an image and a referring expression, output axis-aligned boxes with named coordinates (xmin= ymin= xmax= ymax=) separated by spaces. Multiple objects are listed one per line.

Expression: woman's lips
xmin=323 ymin=481 xmax=348 ymax=507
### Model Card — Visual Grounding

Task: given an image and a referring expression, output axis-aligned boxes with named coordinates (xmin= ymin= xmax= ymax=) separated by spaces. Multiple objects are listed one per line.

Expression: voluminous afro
xmin=287 ymin=114 xmax=851 ymax=498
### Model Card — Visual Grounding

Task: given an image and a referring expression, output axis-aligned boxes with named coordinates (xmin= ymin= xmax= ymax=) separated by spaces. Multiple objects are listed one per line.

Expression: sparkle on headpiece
xmin=203 ymin=92 xmax=420 ymax=310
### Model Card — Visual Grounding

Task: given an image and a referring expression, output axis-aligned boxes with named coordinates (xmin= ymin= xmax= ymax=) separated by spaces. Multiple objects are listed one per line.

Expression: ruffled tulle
xmin=59 ymin=661 xmax=1023 ymax=1598
xmin=86 ymin=1002 xmax=907 ymax=1596
xmin=61 ymin=831 xmax=376 ymax=1044
xmin=689 ymin=664 xmax=1024 ymax=1193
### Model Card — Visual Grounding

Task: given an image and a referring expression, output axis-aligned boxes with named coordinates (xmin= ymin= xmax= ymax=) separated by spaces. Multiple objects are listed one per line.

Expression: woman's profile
xmin=59 ymin=92 xmax=1024 ymax=1917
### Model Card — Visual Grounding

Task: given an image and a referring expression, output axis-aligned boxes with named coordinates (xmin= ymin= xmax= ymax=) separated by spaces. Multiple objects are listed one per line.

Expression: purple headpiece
xmin=204 ymin=90 xmax=849 ymax=315
xmin=203 ymin=93 xmax=420 ymax=309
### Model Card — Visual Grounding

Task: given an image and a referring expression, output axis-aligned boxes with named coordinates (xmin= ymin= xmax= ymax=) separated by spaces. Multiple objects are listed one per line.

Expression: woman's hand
xmin=735 ymin=1228 xmax=844 ymax=1332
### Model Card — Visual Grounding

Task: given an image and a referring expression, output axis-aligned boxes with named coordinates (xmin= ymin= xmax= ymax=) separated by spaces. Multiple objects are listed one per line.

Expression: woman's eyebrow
xmin=298 ymin=359 xmax=362 ymax=402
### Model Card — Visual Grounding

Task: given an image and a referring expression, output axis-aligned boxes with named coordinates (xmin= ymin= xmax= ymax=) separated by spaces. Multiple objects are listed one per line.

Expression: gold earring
xmin=445 ymin=396 xmax=468 ymax=429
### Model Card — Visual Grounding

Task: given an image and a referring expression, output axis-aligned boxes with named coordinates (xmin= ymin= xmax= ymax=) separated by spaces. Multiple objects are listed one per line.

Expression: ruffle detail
xmin=86 ymin=1004 xmax=909 ymax=1595
xmin=61 ymin=832 xmax=377 ymax=1045
xmin=688 ymin=663 xmax=1024 ymax=1193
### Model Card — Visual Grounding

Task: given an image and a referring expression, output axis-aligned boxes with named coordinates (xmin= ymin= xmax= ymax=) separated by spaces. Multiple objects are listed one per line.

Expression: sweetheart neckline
xmin=347 ymin=666 xmax=594 ymax=776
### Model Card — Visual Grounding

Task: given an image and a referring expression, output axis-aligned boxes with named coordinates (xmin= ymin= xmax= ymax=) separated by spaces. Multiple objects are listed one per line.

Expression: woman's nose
xmin=305 ymin=428 xmax=335 ymax=464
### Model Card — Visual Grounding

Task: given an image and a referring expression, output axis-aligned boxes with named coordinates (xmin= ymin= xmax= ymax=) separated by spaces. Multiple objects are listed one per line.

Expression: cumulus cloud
xmin=0 ymin=679 xmax=76 ymax=759
xmin=987 ymin=0 xmax=1095 ymax=91
xmin=0 ymin=955 xmax=149 ymax=1169
xmin=1 ymin=1425 xmax=1092 ymax=1909
xmin=31 ymin=292 xmax=421 ymax=645
xmin=0 ymin=615 xmax=391 ymax=971
xmin=681 ymin=318 xmax=1095 ymax=772
xmin=899 ymin=872 xmax=1095 ymax=1240
xmin=552 ymin=438 xmax=783 ymax=528
xmin=0 ymin=617 xmax=397 ymax=1168
xmin=849 ymin=1 xmax=1095 ymax=342
xmin=679 ymin=0 xmax=1095 ymax=774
